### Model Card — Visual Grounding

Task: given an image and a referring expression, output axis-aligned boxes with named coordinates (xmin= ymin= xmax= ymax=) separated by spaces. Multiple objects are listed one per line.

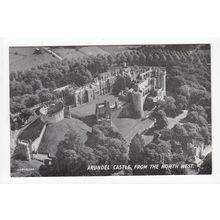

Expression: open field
xmin=9 ymin=45 xmax=138 ymax=72
xmin=56 ymin=45 xmax=133 ymax=58
xmin=9 ymin=47 xmax=57 ymax=72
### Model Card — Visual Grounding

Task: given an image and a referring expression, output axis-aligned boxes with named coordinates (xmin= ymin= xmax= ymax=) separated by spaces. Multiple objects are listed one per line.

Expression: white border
xmin=1 ymin=37 xmax=220 ymax=183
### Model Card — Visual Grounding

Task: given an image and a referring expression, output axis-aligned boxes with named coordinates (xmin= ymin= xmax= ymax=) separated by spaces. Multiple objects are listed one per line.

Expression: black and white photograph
xmin=9 ymin=44 xmax=212 ymax=177
xmin=1 ymin=1 xmax=220 ymax=220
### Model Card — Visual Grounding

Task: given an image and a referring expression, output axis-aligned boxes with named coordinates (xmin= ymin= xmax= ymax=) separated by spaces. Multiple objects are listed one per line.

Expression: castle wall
xmin=31 ymin=124 xmax=47 ymax=153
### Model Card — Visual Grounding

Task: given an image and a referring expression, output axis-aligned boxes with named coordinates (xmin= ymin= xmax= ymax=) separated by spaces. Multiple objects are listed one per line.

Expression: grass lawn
xmin=9 ymin=47 xmax=57 ymax=72
xmin=38 ymin=118 xmax=91 ymax=157
xmin=111 ymin=107 xmax=155 ymax=144
xmin=53 ymin=47 xmax=88 ymax=60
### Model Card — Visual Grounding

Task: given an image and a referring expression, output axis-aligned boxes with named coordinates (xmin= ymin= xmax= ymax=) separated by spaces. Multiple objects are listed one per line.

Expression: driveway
xmin=167 ymin=110 xmax=188 ymax=129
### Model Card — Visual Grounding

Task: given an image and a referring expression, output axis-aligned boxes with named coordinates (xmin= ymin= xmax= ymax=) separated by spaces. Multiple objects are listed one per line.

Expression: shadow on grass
xmin=71 ymin=113 xmax=97 ymax=127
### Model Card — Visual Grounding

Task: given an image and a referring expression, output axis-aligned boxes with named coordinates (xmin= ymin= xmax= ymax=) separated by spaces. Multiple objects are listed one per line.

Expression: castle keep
xmin=131 ymin=67 xmax=166 ymax=118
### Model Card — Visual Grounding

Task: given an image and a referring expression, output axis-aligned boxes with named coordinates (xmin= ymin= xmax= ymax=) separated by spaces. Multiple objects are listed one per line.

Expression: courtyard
xmin=70 ymin=94 xmax=119 ymax=118
xmin=69 ymin=94 xmax=155 ymax=144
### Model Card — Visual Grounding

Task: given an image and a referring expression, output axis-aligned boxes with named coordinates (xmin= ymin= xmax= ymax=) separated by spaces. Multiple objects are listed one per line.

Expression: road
xmin=167 ymin=110 xmax=188 ymax=129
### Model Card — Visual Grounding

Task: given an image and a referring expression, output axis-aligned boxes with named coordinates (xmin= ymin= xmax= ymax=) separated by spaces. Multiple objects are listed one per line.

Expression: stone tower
xmin=131 ymin=67 xmax=166 ymax=118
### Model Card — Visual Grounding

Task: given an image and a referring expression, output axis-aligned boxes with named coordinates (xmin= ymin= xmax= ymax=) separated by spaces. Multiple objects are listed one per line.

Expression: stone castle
xmin=54 ymin=65 xmax=166 ymax=119
xmin=131 ymin=67 xmax=166 ymax=118
xmin=13 ymin=65 xmax=167 ymax=161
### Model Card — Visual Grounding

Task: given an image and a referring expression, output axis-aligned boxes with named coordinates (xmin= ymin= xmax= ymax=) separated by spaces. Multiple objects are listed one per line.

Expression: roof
xmin=18 ymin=117 xmax=45 ymax=142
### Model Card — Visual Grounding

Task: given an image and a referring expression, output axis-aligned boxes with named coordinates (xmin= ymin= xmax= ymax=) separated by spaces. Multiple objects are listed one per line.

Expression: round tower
xmin=131 ymin=91 xmax=144 ymax=118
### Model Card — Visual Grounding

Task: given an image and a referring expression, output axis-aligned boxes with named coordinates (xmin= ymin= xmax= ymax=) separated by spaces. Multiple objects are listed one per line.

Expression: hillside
xmin=38 ymin=118 xmax=91 ymax=157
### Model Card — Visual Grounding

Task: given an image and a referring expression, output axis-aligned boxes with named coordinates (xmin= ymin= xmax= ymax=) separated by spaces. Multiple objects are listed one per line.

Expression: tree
xmin=22 ymin=83 xmax=33 ymax=94
xmin=182 ymin=122 xmax=203 ymax=142
xmin=175 ymin=94 xmax=188 ymax=110
xmin=10 ymin=101 xmax=25 ymax=114
xmin=189 ymin=88 xmax=205 ymax=106
xmin=107 ymin=55 xmax=114 ymax=65
xmin=40 ymin=131 xmax=97 ymax=176
xmin=68 ymin=63 xmax=93 ymax=86
xmin=189 ymin=104 xmax=207 ymax=119
xmin=31 ymin=79 xmax=43 ymax=92
xmin=147 ymin=53 xmax=153 ymax=65
xmin=160 ymin=128 xmax=173 ymax=141
xmin=86 ymin=123 xmax=129 ymax=167
xmin=115 ymin=53 xmax=127 ymax=66
xmin=133 ymin=53 xmax=140 ymax=65
xmin=125 ymin=53 xmax=133 ymax=66
xmin=198 ymin=93 xmax=211 ymax=108
xmin=177 ymin=85 xmax=190 ymax=98
xmin=171 ymin=124 xmax=188 ymax=152
xmin=37 ymin=88 xmax=55 ymax=103
xmin=132 ymin=140 xmax=173 ymax=175
xmin=158 ymin=96 xmax=178 ymax=117
xmin=199 ymin=126 xmax=211 ymax=145
xmin=185 ymin=111 xmax=208 ymax=127
xmin=167 ymin=76 xmax=186 ymax=94
xmin=154 ymin=110 xmax=168 ymax=129
xmin=20 ymin=108 xmax=33 ymax=121
xmin=10 ymin=81 xmax=23 ymax=97
xmin=160 ymin=53 xmax=167 ymax=65
xmin=199 ymin=153 xmax=212 ymax=174
xmin=144 ymin=140 xmax=172 ymax=164
xmin=205 ymin=106 xmax=211 ymax=124
xmin=119 ymin=54 xmax=127 ymax=64
xmin=139 ymin=53 xmax=146 ymax=65
xmin=23 ymin=94 xmax=39 ymax=108
xmin=129 ymin=134 xmax=145 ymax=164
xmin=153 ymin=53 xmax=160 ymax=65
